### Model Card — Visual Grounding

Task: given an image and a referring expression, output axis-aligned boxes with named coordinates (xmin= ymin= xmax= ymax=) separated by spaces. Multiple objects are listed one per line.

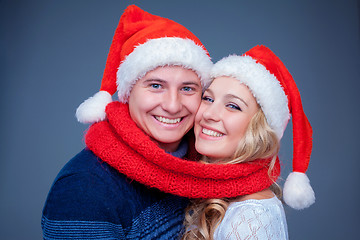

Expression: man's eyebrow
xmin=142 ymin=79 xmax=200 ymax=87
xmin=143 ymin=78 xmax=166 ymax=83
xmin=182 ymin=81 xmax=201 ymax=87
xmin=226 ymin=93 xmax=248 ymax=107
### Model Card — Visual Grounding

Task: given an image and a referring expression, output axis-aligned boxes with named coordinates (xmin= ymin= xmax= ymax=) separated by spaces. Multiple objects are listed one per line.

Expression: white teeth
xmin=202 ymin=128 xmax=223 ymax=137
xmin=155 ymin=116 xmax=181 ymax=124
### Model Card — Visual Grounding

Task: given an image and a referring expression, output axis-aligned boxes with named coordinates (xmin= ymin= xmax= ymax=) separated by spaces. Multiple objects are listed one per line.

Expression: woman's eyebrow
xmin=204 ymin=88 xmax=213 ymax=94
xmin=226 ymin=93 xmax=248 ymax=107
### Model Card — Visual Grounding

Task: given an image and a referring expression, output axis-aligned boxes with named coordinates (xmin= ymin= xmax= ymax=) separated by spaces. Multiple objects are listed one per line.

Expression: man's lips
xmin=154 ymin=116 xmax=182 ymax=124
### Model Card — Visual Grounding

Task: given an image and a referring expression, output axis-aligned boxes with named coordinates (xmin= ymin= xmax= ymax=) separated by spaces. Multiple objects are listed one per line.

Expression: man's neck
xmin=158 ymin=142 xmax=180 ymax=153
xmin=155 ymin=138 xmax=188 ymax=158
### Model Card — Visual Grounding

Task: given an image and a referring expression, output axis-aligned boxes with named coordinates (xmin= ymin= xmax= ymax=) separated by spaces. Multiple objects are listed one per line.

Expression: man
xmin=42 ymin=5 xmax=212 ymax=239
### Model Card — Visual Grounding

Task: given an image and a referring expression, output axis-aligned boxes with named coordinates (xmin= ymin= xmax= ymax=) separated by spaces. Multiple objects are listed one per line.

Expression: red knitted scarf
xmin=85 ymin=102 xmax=280 ymax=198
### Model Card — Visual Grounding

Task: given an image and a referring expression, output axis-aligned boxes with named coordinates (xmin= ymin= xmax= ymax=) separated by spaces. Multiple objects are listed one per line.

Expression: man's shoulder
xmin=42 ymin=149 xmax=189 ymax=239
xmin=43 ymin=148 xmax=171 ymax=225
xmin=56 ymin=148 xmax=106 ymax=178
xmin=55 ymin=148 xmax=165 ymax=198
xmin=43 ymin=149 xmax=136 ymax=223
xmin=53 ymin=148 xmax=130 ymax=188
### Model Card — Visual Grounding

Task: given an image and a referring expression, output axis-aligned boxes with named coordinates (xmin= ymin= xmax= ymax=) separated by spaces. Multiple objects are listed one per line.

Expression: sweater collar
xmin=168 ymin=139 xmax=188 ymax=158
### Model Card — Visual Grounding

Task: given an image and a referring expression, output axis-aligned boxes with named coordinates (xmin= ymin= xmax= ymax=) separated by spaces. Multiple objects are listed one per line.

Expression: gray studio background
xmin=1 ymin=0 xmax=359 ymax=239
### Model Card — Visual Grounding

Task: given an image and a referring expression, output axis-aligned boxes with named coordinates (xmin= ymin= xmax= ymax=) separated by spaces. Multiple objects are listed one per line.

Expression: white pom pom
xmin=283 ymin=172 xmax=315 ymax=210
xmin=75 ymin=91 xmax=112 ymax=124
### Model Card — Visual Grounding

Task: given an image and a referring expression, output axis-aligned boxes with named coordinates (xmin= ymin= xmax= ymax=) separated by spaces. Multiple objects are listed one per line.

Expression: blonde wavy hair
xmin=182 ymin=108 xmax=281 ymax=240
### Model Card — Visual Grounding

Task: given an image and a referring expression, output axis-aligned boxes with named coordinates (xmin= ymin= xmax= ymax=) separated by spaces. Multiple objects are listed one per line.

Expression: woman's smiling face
xmin=194 ymin=76 xmax=259 ymax=160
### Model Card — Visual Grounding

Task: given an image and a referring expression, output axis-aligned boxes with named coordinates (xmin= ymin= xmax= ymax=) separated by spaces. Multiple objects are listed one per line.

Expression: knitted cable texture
xmin=85 ymin=102 xmax=280 ymax=198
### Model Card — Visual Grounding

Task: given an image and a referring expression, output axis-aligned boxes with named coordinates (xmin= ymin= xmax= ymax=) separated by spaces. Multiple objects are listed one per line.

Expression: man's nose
xmin=161 ymin=90 xmax=182 ymax=114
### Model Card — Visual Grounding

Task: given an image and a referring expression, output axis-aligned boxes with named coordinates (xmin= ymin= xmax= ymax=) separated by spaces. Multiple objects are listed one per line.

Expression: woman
xmin=182 ymin=45 xmax=315 ymax=240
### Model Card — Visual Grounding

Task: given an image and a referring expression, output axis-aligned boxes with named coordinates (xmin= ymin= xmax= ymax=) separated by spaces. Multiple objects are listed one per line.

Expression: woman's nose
xmin=202 ymin=103 xmax=221 ymax=122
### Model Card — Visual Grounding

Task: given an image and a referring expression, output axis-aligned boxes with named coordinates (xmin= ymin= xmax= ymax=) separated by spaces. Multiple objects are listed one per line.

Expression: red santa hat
xmin=210 ymin=45 xmax=315 ymax=210
xmin=76 ymin=5 xmax=212 ymax=123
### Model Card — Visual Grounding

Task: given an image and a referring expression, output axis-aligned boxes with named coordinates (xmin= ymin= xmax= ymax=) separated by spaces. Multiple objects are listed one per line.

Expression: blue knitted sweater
xmin=41 ymin=147 xmax=189 ymax=239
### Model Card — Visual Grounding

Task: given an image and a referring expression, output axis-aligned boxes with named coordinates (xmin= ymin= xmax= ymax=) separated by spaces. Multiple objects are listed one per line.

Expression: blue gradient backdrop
xmin=1 ymin=0 xmax=359 ymax=239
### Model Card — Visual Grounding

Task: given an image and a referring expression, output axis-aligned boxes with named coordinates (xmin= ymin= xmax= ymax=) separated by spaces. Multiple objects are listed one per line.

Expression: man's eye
xmin=202 ymin=96 xmax=214 ymax=103
xmin=150 ymin=84 xmax=161 ymax=89
xmin=182 ymin=86 xmax=193 ymax=92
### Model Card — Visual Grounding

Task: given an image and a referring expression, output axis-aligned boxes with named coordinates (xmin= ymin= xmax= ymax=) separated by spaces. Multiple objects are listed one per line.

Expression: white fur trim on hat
xmin=283 ymin=172 xmax=315 ymax=210
xmin=117 ymin=37 xmax=213 ymax=103
xmin=210 ymin=55 xmax=290 ymax=139
xmin=75 ymin=91 xmax=112 ymax=123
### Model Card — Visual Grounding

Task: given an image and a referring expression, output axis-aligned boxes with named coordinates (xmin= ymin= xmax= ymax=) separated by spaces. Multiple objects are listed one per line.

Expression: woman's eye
xmin=227 ymin=103 xmax=241 ymax=111
xmin=202 ymin=96 xmax=214 ymax=103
